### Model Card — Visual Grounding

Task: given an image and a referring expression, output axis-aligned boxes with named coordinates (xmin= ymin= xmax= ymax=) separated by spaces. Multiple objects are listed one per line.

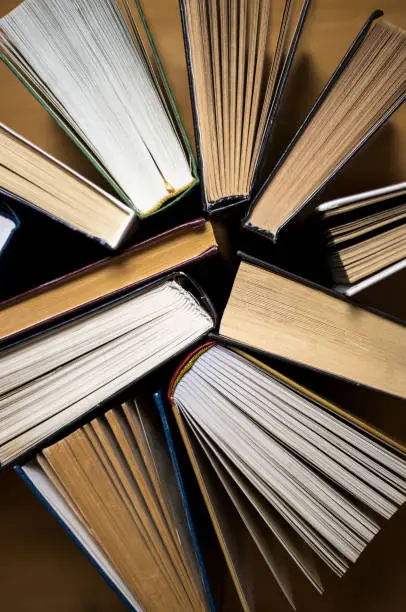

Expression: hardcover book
xmin=0 ymin=198 xmax=18 ymax=255
xmin=179 ymin=0 xmax=311 ymax=214
xmin=218 ymin=254 xmax=406 ymax=399
xmin=244 ymin=11 xmax=406 ymax=241
xmin=0 ymin=0 xmax=198 ymax=246
xmin=169 ymin=342 xmax=406 ymax=609
xmin=17 ymin=393 xmax=213 ymax=611
xmin=317 ymin=183 xmax=406 ymax=296
xmin=0 ymin=272 xmax=216 ymax=465
xmin=0 ymin=218 xmax=217 ymax=343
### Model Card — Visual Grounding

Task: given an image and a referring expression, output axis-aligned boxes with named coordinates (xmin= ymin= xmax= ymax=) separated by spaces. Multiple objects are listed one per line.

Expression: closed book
xmin=217 ymin=253 xmax=406 ymax=399
xmin=0 ymin=218 xmax=217 ymax=344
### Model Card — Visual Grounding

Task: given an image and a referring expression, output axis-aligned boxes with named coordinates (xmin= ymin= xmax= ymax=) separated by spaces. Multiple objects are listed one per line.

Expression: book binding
xmin=178 ymin=0 xmax=312 ymax=216
xmin=212 ymin=251 xmax=405 ymax=400
xmin=243 ymin=10 xmax=400 ymax=242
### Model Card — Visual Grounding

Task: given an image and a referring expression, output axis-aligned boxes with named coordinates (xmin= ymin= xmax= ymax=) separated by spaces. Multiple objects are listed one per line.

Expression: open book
xmin=0 ymin=274 xmax=215 ymax=465
xmin=170 ymin=343 xmax=406 ymax=609
xmin=180 ymin=0 xmax=311 ymax=212
xmin=18 ymin=395 xmax=212 ymax=611
xmin=317 ymin=183 xmax=406 ymax=296
xmin=244 ymin=11 xmax=406 ymax=241
xmin=0 ymin=0 xmax=197 ymax=245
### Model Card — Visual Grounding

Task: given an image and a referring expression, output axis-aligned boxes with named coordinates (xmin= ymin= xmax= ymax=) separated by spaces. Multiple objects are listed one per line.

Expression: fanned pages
xmin=245 ymin=13 xmax=406 ymax=239
xmin=0 ymin=123 xmax=134 ymax=248
xmin=0 ymin=276 xmax=214 ymax=465
xmin=180 ymin=0 xmax=310 ymax=210
xmin=170 ymin=344 xmax=406 ymax=607
xmin=0 ymin=0 xmax=196 ymax=223
xmin=20 ymin=397 xmax=209 ymax=611
xmin=317 ymin=183 xmax=406 ymax=296
xmin=219 ymin=259 xmax=406 ymax=398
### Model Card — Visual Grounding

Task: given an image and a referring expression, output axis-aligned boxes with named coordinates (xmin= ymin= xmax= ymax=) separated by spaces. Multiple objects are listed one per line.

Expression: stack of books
xmin=0 ymin=0 xmax=405 ymax=610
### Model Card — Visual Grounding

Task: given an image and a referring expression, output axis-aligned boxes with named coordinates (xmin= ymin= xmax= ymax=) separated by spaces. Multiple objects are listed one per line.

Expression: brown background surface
xmin=0 ymin=0 xmax=405 ymax=610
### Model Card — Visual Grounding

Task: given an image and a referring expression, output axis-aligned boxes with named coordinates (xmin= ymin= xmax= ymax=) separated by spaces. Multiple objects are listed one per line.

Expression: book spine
xmin=154 ymin=391 xmax=216 ymax=612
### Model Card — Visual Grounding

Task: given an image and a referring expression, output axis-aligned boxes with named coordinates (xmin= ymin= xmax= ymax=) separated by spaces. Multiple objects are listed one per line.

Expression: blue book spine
xmin=154 ymin=390 xmax=216 ymax=612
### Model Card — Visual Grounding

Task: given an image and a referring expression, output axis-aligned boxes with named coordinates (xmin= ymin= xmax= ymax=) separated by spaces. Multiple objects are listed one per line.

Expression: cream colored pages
xmin=0 ymin=123 xmax=133 ymax=246
xmin=35 ymin=400 xmax=208 ymax=611
xmin=247 ymin=19 xmax=406 ymax=236
xmin=220 ymin=261 xmax=406 ymax=398
xmin=21 ymin=461 xmax=141 ymax=610
xmin=183 ymin=0 xmax=306 ymax=204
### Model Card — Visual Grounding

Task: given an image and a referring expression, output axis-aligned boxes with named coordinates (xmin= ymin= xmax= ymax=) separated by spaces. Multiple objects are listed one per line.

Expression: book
xmin=244 ymin=11 xmax=406 ymax=241
xmin=0 ymin=218 xmax=217 ymax=342
xmin=0 ymin=273 xmax=216 ymax=466
xmin=0 ymin=0 xmax=197 ymax=245
xmin=218 ymin=254 xmax=406 ymax=399
xmin=169 ymin=342 xmax=406 ymax=608
xmin=179 ymin=0 xmax=311 ymax=213
xmin=17 ymin=394 xmax=212 ymax=611
xmin=0 ymin=199 xmax=18 ymax=255
xmin=154 ymin=391 xmax=215 ymax=612
xmin=317 ymin=183 xmax=406 ymax=296
xmin=0 ymin=123 xmax=135 ymax=248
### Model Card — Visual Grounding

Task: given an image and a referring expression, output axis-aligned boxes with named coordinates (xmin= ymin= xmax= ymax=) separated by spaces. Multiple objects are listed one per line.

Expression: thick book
xmin=0 ymin=218 xmax=217 ymax=343
xmin=17 ymin=393 xmax=213 ymax=611
xmin=0 ymin=0 xmax=198 ymax=246
xmin=0 ymin=198 xmax=18 ymax=255
xmin=317 ymin=183 xmax=406 ymax=296
xmin=217 ymin=253 xmax=406 ymax=399
xmin=0 ymin=123 xmax=136 ymax=248
xmin=169 ymin=342 xmax=406 ymax=609
xmin=0 ymin=272 xmax=216 ymax=466
xmin=179 ymin=0 xmax=311 ymax=214
xmin=244 ymin=11 xmax=406 ymax=241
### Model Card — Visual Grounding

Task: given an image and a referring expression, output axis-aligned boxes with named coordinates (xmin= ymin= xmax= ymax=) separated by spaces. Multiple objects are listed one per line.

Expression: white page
xmin=173 ymin=345 xmax=406 ymax=579
xmin=0 ymin=281 xmax=213 ymax=464
xmin=0 ymin=0 xmax=193 ymax=213
xmin=21 ymin=462 xmax=141 ymax=610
